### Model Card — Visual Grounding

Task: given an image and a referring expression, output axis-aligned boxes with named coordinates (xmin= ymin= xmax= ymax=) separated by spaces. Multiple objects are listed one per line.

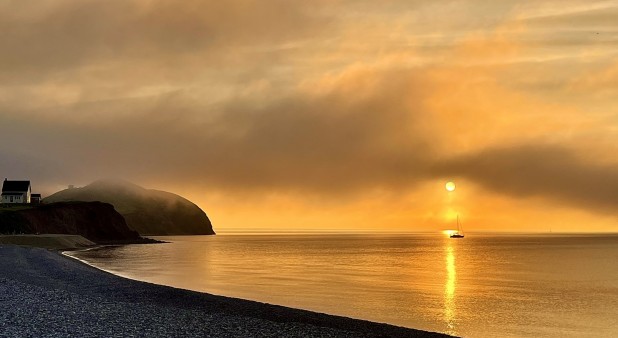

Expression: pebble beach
xmin=0 ymin=245 xmax=450 ymax=338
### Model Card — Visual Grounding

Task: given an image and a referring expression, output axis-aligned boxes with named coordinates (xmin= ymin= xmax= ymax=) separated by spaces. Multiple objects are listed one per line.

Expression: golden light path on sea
xmin=444 ymin=243 xmax=457 ymax=335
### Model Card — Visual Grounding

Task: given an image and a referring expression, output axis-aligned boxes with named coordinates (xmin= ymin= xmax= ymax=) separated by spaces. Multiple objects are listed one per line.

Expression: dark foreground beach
xmin=0 ymin=245 xmax=450 ymax=338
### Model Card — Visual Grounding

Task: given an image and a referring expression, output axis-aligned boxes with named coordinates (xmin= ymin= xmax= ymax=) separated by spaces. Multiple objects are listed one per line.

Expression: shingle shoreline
xmin=0 ymin=245 xmax=452 ymax=338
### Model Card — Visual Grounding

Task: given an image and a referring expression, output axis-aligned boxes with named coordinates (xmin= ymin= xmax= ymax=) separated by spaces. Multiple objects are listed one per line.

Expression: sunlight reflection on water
xmin=444 ymin=244 xmax=456 ymax=336
xmin=68 ymin=234 xmax=618 ymax=338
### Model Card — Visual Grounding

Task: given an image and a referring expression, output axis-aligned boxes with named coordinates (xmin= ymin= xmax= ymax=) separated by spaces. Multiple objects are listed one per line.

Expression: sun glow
xmin=445 ymin=181 xmax=456 ymax=192
xmin=444 ymin=208 xmax=459 ymax=221
xmin=442 ymin=230 xmax=458 ymax=237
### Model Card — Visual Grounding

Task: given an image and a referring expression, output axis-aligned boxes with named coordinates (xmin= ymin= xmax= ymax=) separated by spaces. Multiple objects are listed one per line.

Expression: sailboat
xmin=450 ymin=215 xmax=465 ymax=238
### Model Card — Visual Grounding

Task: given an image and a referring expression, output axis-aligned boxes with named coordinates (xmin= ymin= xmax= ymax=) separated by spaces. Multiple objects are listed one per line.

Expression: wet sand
xmin=0 ymin=245 xmax=451 ymax=338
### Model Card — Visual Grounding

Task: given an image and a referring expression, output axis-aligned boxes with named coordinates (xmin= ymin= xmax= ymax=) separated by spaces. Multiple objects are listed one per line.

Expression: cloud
xmin=1 ymin=0 xmax=617 ymax=230
xmin=437 ymin=144 xmax=618 ymax=215
xmin=0 ymin=0 xmax=331 ymax=83
xmin=522 ymin=3 xmax=618 ymax=30
xmin=4 ymin=64 xmax=618 ymax=218
xmin=569 ymin=60 xmax=618 ymax=95
xmin=0 ymin=66 xmax=436 ymax=195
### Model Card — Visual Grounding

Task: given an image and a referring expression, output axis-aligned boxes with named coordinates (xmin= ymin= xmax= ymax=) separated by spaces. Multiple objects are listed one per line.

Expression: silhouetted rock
xmin=0 ymin=202 xmax=152 ymax=243
xmin=44 ymin=180 xmax=215 ymax=235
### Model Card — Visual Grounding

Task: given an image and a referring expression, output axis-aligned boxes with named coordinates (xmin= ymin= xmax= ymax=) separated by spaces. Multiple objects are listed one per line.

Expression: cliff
xmin=0 ymin=202 xmax=150 ymax=244
xmin=44 ymin=180 xmax=215 ymax=236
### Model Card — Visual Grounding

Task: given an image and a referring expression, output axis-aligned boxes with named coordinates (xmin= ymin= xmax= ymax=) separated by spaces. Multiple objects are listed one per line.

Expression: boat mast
xmin=457 ymin=214 xmax=461 ymax=234
xmin=457 ymin=214 xmax=461 ymax=233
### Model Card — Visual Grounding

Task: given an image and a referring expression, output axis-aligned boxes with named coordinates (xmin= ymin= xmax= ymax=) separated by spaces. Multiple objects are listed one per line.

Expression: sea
xmin=67 ymin=233 xmax=618 ymax=338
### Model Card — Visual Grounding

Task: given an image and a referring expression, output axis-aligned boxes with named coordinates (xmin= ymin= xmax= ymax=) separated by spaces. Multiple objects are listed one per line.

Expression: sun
xmin=445 ymin=181 xmax=456 ymax=192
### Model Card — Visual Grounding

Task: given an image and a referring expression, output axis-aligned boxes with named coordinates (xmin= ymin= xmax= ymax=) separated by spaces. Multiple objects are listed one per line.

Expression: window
xmin=10 ymin=196 xmax=13 ymax=202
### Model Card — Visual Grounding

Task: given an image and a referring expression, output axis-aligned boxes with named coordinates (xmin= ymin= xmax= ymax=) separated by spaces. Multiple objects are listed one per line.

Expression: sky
xmin=1 ymin=0 xmax=617 ymax=232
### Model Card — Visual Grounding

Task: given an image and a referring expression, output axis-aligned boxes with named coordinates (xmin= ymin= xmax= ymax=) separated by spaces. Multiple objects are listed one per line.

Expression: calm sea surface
xmin=67 ymin=234 xmax=618 ymax=337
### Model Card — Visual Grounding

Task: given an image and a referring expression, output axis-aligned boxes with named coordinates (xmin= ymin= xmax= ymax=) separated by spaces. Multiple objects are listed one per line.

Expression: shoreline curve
xmin=0 ymin=244 xmax=453 ymax=338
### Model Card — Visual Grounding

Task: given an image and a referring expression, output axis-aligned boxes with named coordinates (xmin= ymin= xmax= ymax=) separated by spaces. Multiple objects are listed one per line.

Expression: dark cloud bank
xmin=437 ymin=145 xmax=618 ymax=215
xmin=2 ymin=83 xmax=617 ymax=217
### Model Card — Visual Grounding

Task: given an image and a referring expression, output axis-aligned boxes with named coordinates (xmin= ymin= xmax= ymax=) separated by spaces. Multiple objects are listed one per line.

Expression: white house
xmin=1 ymin=179 xmax=32 ymax=204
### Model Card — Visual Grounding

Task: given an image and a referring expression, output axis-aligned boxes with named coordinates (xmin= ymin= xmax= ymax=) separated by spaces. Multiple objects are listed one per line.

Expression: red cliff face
xmin=1 ymin=202 xmax=142 ymax=243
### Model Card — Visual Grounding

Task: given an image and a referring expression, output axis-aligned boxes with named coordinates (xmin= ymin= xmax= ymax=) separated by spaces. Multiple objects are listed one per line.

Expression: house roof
xmin=32 ymin=194 xmax=42 ymax=197
xmin=2 ymin=180 xmax=31 ymax=193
